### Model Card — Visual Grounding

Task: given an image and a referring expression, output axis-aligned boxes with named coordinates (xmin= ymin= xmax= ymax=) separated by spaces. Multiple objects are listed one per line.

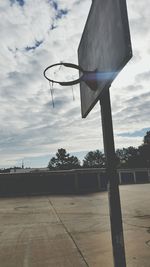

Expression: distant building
xmin=10 ymin=167 xmax=49 ymax=174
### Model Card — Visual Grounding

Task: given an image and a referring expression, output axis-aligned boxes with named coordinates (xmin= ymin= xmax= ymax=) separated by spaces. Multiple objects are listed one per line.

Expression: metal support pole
xmin=100 ymin=87 xmax=126 ymax=267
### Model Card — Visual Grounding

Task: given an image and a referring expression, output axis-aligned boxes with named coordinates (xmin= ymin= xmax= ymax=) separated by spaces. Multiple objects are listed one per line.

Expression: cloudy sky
xmin=0 ymin=0 xmax=150 ymax=168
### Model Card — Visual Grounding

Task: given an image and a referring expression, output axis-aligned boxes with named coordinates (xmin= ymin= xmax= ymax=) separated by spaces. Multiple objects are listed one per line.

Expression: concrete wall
xmin=0 ymin=168 xmax=149 ymax=196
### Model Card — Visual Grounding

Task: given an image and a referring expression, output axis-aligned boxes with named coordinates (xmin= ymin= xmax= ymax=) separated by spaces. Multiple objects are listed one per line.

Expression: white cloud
xmin=135 ymin=70 xmax=150 ymax=82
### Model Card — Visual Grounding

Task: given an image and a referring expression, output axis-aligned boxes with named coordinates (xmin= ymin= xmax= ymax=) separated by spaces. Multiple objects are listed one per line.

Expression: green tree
xmin=48 ymin=148 xmax=80 ymax=170
xmin=83 ymin=150 xmax=106 ymax=168
xmin=143 ymin=131 xmax=150 ymax=145
xmin=138 ymin=131 xmax=150 ymax=167
xmin=116 ymin=147 xmax=140 ymax=168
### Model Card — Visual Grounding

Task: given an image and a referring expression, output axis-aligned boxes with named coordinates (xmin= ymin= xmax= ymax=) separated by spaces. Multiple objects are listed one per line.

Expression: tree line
xmin=48 ymin=131 xmax=150 ymax=170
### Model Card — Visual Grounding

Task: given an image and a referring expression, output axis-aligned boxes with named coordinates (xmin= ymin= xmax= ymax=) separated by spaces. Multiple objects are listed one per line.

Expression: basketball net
xmin=48 ymin=72 xmax=75 ymax=108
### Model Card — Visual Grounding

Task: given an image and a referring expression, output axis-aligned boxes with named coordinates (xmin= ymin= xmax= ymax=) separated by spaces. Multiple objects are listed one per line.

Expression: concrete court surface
xmin=0 ymin=184 xmax=149 ymax=267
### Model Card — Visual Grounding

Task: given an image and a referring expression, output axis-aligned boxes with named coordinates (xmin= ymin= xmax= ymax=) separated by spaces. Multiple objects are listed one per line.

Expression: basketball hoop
xmin=43 ymin=62 xmax=99 ymax=94
xmin=43 ymin=62 xmax=84 ymax=86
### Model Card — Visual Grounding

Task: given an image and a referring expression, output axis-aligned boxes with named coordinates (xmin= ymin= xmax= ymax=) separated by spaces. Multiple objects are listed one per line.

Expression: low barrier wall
xmin=0 ymin=168 xmax=149 ymax=196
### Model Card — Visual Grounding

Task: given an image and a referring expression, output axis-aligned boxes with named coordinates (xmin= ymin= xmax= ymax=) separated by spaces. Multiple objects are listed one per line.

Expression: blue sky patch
xmin=25 ymin=40 xmax=43 ymax=51
xmin=49 ymin=0 xmax=68 ymax=23
xmin=118 ymin=128 xmax=150 ymax=138
xmin=50 ymin=0 xmax=58 ymax=10
xmin=56 ymin=9 xmax=68 ymax=19
xmin=50 ymin=24 xmax=57 ymax=30
xmin=10 ymin=0 xmax=25 ymax=6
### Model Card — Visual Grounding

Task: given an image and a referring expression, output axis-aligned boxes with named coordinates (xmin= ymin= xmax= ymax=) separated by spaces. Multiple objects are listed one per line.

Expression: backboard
xmin=78 ymin=0 xmax=132 ymax=118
